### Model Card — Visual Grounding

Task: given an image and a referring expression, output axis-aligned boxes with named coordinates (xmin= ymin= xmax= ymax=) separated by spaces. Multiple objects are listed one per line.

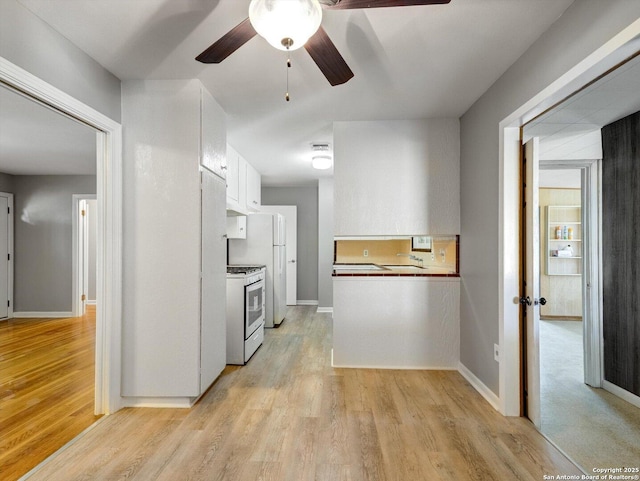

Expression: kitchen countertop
xmin=332 ymin=263 xmax=459 ymax=277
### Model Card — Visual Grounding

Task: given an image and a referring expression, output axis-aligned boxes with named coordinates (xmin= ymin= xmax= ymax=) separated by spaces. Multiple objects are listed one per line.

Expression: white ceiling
xmin=8 ymin=0 xmax=576 ymax=184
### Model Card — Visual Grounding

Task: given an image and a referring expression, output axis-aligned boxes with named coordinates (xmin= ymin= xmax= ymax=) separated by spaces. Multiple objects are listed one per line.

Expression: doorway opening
xmin=517 ymin=52 xmax=640 ymax=470
xmin=0 ymin=54 xmax=123 ymax=475
xmin=73 ymin=195 xmax=97 ymax=317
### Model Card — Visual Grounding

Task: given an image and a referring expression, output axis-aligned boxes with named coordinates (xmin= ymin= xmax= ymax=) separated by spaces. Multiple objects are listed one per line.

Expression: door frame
xmin=0 ymin=192 xmax=14 ymax=320
xmin=0 ymin=57 xmax=123 ymax=414
xmin=72 ymin=194 xmax=97 ymax=317
xmin=497 ymin=25 xmax=640 ymax=416
xmin=538 ymin=159 xmax=602 ymax=388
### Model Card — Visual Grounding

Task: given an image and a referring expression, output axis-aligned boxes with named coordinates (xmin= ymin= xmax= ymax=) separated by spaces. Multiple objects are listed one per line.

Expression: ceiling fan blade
xmin=304 ymin=26 xmax=354 ymax=86
xmin=196 ymin=18 xmax=257 ymax=64
xmin=325 ymin=0 xmax=450 ymax=9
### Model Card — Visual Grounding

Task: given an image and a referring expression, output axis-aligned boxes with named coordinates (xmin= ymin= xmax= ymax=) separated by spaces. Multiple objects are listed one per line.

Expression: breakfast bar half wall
xmin=332 ymin=275 xmax=460 ymax=369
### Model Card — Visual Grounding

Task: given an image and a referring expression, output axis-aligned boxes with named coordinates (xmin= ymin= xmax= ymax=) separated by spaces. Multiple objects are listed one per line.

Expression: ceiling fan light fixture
xmin=249 ymin=0 xmax=322 ymax=51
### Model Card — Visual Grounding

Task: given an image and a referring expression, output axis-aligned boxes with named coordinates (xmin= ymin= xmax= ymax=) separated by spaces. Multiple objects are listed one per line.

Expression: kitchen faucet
xmin=397 ymin=253 xmax=424 ymax=266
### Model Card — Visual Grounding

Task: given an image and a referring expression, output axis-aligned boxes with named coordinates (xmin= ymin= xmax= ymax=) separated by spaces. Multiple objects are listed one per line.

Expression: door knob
xmin=538 ymin=297 xmax=547 ymax=306
xmin=519 ymin=296 xmax=532 ymax=306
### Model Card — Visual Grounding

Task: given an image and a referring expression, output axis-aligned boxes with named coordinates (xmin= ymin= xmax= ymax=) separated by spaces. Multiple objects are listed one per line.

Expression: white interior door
xmin=523 ymin=138 xmax=542 ymax=428
xmin=80 ymin=199 xmax=89 ymax=314
xmin=260 ymin=205 xmax=297 ymax=305
xmin=0 ymin=193 xmax=12 ymax=319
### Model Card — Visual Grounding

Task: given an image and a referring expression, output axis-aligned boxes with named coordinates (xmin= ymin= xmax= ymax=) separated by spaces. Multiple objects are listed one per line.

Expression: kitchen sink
xmin=333 ymin=264 xmax=387 ymax=270
xmin=382 ymin=265 xmax=426 ymax=270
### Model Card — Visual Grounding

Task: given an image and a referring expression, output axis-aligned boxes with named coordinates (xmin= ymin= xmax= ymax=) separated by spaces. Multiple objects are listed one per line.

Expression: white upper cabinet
xmin=246 ymin=160 xmax=261 ymax=212
xmin=226 ymin=144 xmax=240 ymax=204
xmin=226 ymin=146 xmax=259 ymax=215
xmin=201 ymin=87 xmax=227 ymax=179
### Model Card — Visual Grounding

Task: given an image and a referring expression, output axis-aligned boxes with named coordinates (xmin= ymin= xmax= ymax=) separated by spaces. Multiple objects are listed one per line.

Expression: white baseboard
xmin=13 ymin=311 xmax=73 ymax=318
xmin=86 ymin=300 xmax=97 ymax=306
xmin=603 ymin=380 xmax=640 ymax=409
xmin=316 ymin=307 xmax=333 ymax=314
xmin=297 ymin=300 xmax=318 ymax=306
xmin=330 ymin=349 xmax=457 ymax=370
xmin=458 ymin=362 xmax=500 ymax=412
xmin=121 ymin=397 xmax=195 ymax=409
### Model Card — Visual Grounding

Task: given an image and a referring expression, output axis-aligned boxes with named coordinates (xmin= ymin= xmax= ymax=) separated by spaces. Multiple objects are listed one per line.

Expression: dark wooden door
xmin=601 ymin=110 xmax=640 ymax=397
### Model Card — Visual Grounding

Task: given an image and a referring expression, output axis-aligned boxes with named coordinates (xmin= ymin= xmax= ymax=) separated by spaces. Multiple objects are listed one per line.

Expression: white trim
xmin=499 ymin=126 xmax=522 ymax=417
xmin=498 ymin=21 xmax=640 ymax=417
xmin=331 ymin=363 xmax=459 ymax=370
xmin=13 ymin=311 xmax=74 ymax=318
xmin=316 ymin=307 xmax=333 ymax=314
xmin=86 ymin=300 xmax=97 ymax=306
xmin=0 ymin=57 xmax=123 ymax=415
xmin=0 ymin=192 xmax=14 ymax=320
xmin=602 ymin=380 xmax=640 ymax=409
xmin=458 ymin=362 xmax=500 ymax=412
xmin=121 ymin=397 xmax=195 ymax=409
xmin=297 ymin=300 xmax=318 ymax=305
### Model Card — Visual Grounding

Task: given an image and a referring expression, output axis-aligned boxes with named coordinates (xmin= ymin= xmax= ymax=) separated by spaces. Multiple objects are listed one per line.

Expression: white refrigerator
xmin=229 ymin=213 xmax=287 ymax=327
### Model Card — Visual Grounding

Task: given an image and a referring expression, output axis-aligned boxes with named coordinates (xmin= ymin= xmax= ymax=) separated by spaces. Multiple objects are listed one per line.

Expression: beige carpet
xmin=540 ymin=320 xmax=640 ymax=472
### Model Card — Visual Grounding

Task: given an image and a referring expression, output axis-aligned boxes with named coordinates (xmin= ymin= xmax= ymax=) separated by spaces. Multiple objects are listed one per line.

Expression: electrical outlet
xmin=494 ymin=344 xmax=500 ymax=362
xmin=363 ymin=249 xmax=368 ymax=257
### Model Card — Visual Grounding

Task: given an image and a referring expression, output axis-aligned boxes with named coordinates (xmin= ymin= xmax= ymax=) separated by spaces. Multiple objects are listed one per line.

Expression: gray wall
xmin=0 ymin=0 xmax=122 ymax=121
xmin=13 ymin=175 xmax=96 ymax=312
xmin=0 ymin=172 xmax=14 ymax=192
xmin=318 ymin=179 xmax=334 ymax=309
xmin=459 ymin=0 xmax=640 ymax=395
xmin=262 ymin=185 xmax=319 ymax=302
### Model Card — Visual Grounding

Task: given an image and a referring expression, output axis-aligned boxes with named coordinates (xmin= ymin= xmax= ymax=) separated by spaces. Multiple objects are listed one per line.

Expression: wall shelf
xmin=545 ymin=205 xmax=582 ymax=276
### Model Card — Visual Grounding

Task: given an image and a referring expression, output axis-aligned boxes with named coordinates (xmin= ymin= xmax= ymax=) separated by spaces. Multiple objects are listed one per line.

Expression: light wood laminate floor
xmin=25 ymin=306 xmax=580 ymax=480
xmin=0 ymin=307 xmax=100 ymax=480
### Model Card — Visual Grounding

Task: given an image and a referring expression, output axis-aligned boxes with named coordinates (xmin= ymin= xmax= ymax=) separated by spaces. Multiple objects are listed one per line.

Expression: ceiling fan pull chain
xmin=285 ymin=48 xmax=292 ymax=102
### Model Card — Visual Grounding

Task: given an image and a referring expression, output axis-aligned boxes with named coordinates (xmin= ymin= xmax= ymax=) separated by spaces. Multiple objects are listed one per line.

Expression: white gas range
xmin=226 ymin=265 xmax=266 ymax=365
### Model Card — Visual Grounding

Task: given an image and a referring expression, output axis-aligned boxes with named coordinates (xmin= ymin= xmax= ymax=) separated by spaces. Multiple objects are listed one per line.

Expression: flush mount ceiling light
xmin=249 ymin=0 xmax=322 ymax=51
xmin=311 ymin=143 xmax=332 ymax=170
xmin=312 ymin=155 xmax=332 ymax=170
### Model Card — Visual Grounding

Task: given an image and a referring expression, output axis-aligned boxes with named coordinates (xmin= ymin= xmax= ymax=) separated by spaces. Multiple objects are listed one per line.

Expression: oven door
xmin=245 ymin=278 xmax=264 ymax=338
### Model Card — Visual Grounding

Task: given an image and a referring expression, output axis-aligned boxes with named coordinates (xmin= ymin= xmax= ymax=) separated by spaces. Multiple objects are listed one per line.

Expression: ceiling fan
xmin=196 ymin=0 xmax=451 ymax=87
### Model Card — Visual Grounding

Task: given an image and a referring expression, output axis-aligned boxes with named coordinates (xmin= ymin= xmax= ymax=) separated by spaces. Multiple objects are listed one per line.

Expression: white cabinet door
xmin=246 ymin=162 xmax=261 ymax=211
xmin=201 ymin=88 xmax=227 ymax=179
xmin=226 ymin=144 xmax=239 ymax=204
xmin=200 ymin=170 xmax=227 ymax=393
xmin=226 ymin=215 xmax=247 ymax=239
